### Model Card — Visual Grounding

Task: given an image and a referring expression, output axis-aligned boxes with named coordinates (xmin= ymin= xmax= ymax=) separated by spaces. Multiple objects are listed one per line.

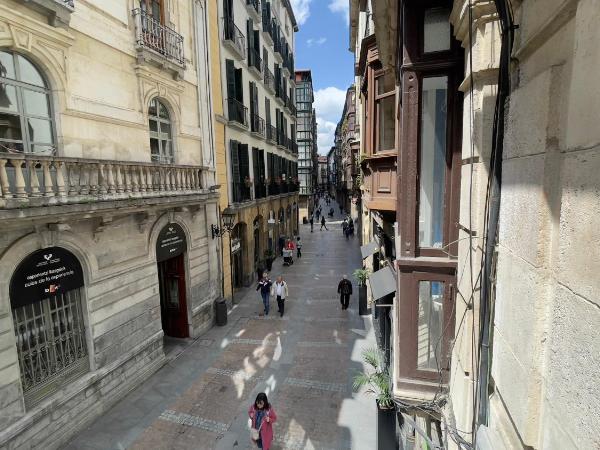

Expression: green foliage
xmin=353 ymin=348 xmax=394 ymax=409
xmin=353 ymin=268 xmax=370 ymax=286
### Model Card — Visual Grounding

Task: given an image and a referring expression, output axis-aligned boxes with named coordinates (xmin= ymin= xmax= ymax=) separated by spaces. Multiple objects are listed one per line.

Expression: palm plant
xmin=353 ymin=268 xmax=369 ymax=286
xmin=353 ymin=347 xmax=394 ymax=409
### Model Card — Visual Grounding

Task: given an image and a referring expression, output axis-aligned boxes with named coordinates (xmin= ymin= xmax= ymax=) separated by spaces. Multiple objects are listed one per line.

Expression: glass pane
xmin=150 ymin=138 xmax=160 ymax=159
xmin=0 ymin=51 xmax=16 ymax=79
xmin=149 ymin=119 xmax=158 ymax=132
xmin=23 ymin=90 xmax=50 ymax=117
xmin=168 ymin=279 xmax=179 ymax=307
xmin=0 ymin=84 xmax=18 ymax=112
xmin=148 ymin=99 xmax=157 ymax=117
xmin=160 ymin=122 xmax=171 ymax=137
xmin=17 ymin=56 xmax=45 ymax=87
xmin=417 ymin=281 xmax=444 ymax=370
xmin=161 ymin=140 xmax=172 ymax=160
xmin=424 ymin=9 xmax=451 ymax=53
xmin=32 ymin=145 xmax=55 ymax=155
xmin=0 ymin=140 xmax=24 ymax=153
xmin=419 ymin=76 xmax=447 ymax=248
xmin=0 ymin=112 xmax=23 ymax=140
xmin=158 ymin=102 xmax=169 ymax=119
xmin=27 ymin=118 xmax=53 ymax=144
xmin=377 ymin=96 xmax=395 ymax=151
xmin=377 ymin=71 xmax=395 ymax=95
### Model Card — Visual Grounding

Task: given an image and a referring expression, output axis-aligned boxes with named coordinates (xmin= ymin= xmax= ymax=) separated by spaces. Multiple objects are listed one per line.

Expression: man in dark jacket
xmin=309 ymin=215 xmax=314 ymax=232
xmin=337 ymin=275 xmax=352 ymax=310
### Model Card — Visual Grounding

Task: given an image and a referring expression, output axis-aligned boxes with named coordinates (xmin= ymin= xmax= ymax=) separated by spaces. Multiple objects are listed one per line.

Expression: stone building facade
xmin=218 ymin=0 xmax=299 ymax=288
xmin=0 ymin=0 xmax=221 ymax=447
xmin=351 ymin=0 xmax=600 ymax=448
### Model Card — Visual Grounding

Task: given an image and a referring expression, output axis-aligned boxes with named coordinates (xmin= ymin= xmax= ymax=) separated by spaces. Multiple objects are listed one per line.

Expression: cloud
xmin=306 ymin=37 xmax=327 ymax=47
xmin=290 ymin=0 xmax=312 ymax=25
xmin=313 ymin=86 xmax=348 ymax=154
xmin=328 ymin=0 xmax=349 ymax=25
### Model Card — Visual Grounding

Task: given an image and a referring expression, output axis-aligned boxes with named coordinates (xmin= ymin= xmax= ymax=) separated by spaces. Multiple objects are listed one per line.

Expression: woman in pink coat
xmin=248 ymin=392 xmax=277 ymax=449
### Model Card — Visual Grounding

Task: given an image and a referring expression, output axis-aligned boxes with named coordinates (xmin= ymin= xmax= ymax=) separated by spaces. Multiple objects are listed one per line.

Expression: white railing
xmin=0 ymin=154 xmax=203 ymax=209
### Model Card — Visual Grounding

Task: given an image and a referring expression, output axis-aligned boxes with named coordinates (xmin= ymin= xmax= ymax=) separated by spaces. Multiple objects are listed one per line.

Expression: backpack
xmin=342 ymin=281 xmax=351 ymax=295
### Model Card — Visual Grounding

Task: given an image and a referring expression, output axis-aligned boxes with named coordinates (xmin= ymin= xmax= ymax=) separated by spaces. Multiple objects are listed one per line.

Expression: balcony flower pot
xmin=353 ymin=347 xmax=397 ymax=450
xmin=353 ymin=268 xmax=370 ymax=316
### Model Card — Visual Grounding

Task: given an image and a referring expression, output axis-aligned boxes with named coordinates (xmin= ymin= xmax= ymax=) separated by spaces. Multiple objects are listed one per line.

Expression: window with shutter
xmin=247 ymin=19 xmax=254 ymax=68
xmin=230 ymin=139 xmax=240 ymax=202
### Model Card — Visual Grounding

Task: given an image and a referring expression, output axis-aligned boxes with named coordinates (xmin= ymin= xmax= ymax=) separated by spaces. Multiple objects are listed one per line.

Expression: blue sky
xmin=290 ymin=0 xmax=354 ymax=154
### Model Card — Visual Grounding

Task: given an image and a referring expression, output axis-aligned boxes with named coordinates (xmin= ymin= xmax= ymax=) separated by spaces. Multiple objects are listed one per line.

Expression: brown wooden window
xmin=374 ymin=70 xmax=396 ymax=153
xmin=141 ymin=0 xmax=164 ymax=24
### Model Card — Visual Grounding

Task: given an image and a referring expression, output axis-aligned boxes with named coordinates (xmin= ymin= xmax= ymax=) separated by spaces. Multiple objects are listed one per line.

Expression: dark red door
xmin=157 ymin=253 xmax=189 ymax=338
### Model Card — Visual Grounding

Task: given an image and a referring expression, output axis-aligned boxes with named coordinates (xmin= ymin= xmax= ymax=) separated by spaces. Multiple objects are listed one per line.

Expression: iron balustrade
xmin=266 ymin=124 xmax=277 ymax=143
xmin=262 ymin=6 xmax=272 ymax=35
xmin=248 ymin=47 xmax=263 ymax=73
xmin=227 ymin=98 xmax=248 ymax=126
xmin=251 ymin=113 xmax=265 ymax=136
xmin=246 ymin=0 xmax=260 ymax=15
xmin=222 ymin=17 xmax=246 ymax=58
xmin=132 ymin=9 xmax=185 ymax=66
xmin=264 ymin=66 xmax=275 ymax=93
xmin=232 ymin=181 xmax=251 ymax=203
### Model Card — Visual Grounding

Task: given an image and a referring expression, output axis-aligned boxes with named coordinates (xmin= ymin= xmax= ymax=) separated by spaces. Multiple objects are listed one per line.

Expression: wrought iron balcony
xmin=0 ymin=153 xmax=204 ymax=213
xmin=266 ymin=124 xmax=277 ymax=144
xmin=222 ymin=17 xmax=246 ymax=59
xmin=246 ymin=0 xmax=261 ymax=20
xmin=263 ymin=67 xmax=275 ymax=94
xmin=262 ymin=5 xmax=273 ymax=40
xmin=227 ymin=98 xmax=248 ymax=127
xmin=251 ymin=113 xmax=265 ymax=136
xmin=248 ymin=48 xmax=262 ymax=74
xmin=132 ymin=9 xmax=185 ymax=78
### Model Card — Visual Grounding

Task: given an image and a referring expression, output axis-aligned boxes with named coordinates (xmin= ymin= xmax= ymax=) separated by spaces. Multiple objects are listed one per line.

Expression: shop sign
xmin=10 ymin=247 xmax=84 ymax=308
xmin=156 ymin=223 xmax=187 ymax=262
xmin=231 ymin=238 xmax=241 ymax=253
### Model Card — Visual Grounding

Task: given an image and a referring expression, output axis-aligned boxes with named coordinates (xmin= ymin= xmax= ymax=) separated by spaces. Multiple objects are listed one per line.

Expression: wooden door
xmin=158 ymin=253 xmax=189 ymax=338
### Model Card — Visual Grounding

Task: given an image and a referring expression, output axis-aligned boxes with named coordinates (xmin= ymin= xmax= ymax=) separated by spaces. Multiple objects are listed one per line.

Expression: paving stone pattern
xmin=66 ymin=198 xmax=377 ymax=450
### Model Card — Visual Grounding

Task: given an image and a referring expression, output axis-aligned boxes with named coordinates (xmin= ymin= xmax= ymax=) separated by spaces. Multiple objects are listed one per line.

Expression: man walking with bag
xmin=271 ymin=276 xmax=289 ymax=317
xmin=337 ymin=275 xmax=352 ymax=310
xmin=256 ymin=273 xmax=272 ymax=316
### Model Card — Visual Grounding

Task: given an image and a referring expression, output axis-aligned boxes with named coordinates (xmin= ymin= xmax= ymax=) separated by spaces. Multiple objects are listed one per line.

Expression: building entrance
xmin=157 ymin=253 xmax=188 ymax=338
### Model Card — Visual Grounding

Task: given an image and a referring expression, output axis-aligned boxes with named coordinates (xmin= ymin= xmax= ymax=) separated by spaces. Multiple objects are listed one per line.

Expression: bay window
xmin=375 ymin=70 xmax=396 ymax=152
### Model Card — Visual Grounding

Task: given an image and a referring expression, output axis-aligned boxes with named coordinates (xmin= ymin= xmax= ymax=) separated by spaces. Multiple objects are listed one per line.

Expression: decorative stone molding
xmin=15 ymin=0 xmax=74 ymax=28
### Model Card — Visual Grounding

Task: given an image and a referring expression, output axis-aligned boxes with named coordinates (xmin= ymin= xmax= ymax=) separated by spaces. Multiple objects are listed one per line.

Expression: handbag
xmin=249 ymin=412 xmax=266 ymax=440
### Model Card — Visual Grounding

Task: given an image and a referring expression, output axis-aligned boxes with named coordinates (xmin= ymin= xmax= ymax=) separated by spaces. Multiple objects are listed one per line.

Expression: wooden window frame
xmin=373 ymin=69 xmax=396 ymax=154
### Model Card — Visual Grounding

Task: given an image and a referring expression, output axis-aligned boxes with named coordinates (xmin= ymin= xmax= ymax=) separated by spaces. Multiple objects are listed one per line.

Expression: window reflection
xmin=417 ymin=280 xmax=444 ymax=370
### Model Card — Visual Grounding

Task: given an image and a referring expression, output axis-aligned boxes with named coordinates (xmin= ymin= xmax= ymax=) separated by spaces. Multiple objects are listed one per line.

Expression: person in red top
xmin=285 ymin=239 xmax=295 ymax=250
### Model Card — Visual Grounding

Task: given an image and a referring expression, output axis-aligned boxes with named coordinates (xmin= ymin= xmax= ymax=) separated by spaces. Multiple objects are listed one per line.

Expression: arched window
xmin=0 ymin=51 xmax=55 ymax=154
xmin=148 ymin=98 xmax=173 ymax=163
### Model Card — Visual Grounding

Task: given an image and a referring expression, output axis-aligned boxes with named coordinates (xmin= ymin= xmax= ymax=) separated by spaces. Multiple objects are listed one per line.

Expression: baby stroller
xmin=283 ymin=248 xmax=294 ymax=266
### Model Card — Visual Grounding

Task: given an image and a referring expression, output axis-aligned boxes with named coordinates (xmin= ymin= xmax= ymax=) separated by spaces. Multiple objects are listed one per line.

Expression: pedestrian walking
xmin=271 ymin=276 xmax=289 ymax=317
xmin=309 ymin=215 xmax=314 ymax=232
xmin=256 ymin=273 xmax=272 ymax=315
xmin=337 ymin=274 xmax=352 ymax=310
xmin=320 ymin=216 xmax=328 ymax=230
xmin=248 ymin=392 xmax=277 ymax=450
xmin=342 ymin=218 xmax=348 ymax=235
xmin=296 ymin=236 xmax=302 ymax=258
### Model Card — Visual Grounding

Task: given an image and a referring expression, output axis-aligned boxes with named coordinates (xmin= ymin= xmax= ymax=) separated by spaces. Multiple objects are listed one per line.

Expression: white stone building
xmin=0 ymin=0 xmax=221 ymax=447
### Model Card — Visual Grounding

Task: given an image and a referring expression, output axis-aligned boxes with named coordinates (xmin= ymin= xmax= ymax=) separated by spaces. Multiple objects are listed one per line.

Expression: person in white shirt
xmin=270 ymin=276 xmax=289 ymax=317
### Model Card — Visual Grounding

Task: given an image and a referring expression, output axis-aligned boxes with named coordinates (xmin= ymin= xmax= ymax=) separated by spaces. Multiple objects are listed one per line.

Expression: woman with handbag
xmin=248 ymin=392 xmax=277 ymax=449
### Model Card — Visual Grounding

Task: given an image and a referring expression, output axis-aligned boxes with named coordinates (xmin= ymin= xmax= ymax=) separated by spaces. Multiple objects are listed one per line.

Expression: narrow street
xmin=66 ymin=199 xmax=377 ymax=450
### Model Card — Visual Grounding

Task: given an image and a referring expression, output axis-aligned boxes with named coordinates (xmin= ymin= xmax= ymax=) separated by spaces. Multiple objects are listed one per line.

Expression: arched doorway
xmin=9 ymin=247 xmax=88 ymax=407
xmin=156 ymin=223 xmax=189 ymax=338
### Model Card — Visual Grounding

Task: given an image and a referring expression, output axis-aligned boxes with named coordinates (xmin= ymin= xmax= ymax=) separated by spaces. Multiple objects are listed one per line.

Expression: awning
xmin=360 ymin=240 xmax=379 ymax=259
xmin=369 ymin=266 xmax=397 ymax=301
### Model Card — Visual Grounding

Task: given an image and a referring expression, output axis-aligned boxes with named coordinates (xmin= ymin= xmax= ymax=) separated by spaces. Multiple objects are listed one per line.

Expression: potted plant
xmin=354 ymin=348 xmax=397 ymax=450
xmin=264 ymin=249 xmax=275 ymax=271
xmin=353 ymin=268 xmax=370 ymax=316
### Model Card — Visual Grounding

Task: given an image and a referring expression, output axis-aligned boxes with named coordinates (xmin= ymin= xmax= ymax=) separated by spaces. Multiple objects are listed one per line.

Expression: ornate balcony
xmin=248 ymin=48 xmax=263 ymax=76
xmin=263 ymin=67 xmax=275 ymax=94
xmin=266 ymin=125 xmax=277 ymax=144
xmin=250 ymin=113 xmax=265 ymax=137
xmin=227 ymin=98 xmax=248 ymax=128
xmin=0 ymin=153 xmax=206 ymax=221
xmin=222 ymin=17 xmax=246 ymax=59
xmin=132 ymin=8 xmax=185 ymax=80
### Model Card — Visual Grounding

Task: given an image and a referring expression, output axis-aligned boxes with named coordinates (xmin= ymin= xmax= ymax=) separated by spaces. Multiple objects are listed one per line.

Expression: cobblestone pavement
xmin=66 ymin=198 xmax=377 ymax=450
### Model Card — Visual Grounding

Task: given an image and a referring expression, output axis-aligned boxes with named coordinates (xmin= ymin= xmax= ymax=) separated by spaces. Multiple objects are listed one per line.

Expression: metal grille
xmin=12 ymin=289 xmax=88 ymax=407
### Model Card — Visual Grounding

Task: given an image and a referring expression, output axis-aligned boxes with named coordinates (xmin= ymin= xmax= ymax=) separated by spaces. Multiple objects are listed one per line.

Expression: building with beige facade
xmin=217 ymin=0 xmax=299 ymax=288
xmin=0 ymin=0 xmax=222 ymax=447
xmin=351 ymin=0 xmax=600 ymax=449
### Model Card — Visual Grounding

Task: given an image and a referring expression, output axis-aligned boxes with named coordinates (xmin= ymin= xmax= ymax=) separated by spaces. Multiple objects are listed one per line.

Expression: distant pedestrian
xmin=320 ymin=216 xmax=328 ymax=230
xmin=296 ymin=236 xmax=302 ymax=258
xmin=256 ymin=273 xmax=272 ymax=315
xmin=309 ymin=215 xmax=314 ymax=232
xmin=271 ymin=276 xmax=289 ymax=317
xmin=337 ymin=275 xmax=352 ymax=310
xmin=248 ymin=393 xmax=277 ymax=450
xmin=278 ymin=235 xmax=285 ymax=256
xmin=342 ymin=218 xmax=348 ymax=235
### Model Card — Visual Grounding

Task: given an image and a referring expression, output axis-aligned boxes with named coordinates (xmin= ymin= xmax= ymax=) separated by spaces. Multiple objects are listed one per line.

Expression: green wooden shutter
xmin=239 ymin=144 xmax=249 ymax=179
xmin=247 ymin=19 xmax=254 ymax=66
xmin=226 ymin=59 xmax=236 ymax=103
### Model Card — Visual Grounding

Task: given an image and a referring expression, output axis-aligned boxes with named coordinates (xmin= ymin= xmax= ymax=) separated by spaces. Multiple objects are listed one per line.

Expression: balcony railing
xmin=266 ymin=124 xmax=277 ymax=143
xmin=227 ymin=98 xmax=248 ymax=127
xmin=0 ymin=154 xmax=203 ymax=209
xmin=246 ymin=0 xmax=261 ymax=17
xmin=232 ymin=181 xmax=251 ymax=203
xmin=248 ymin=48 xmax=262 ymax=73
xmin=222 ymin=17 xmax=246 ymax=59
xmin=264 ymin=67 xmax=275 ymax=93
xmin=132 ymin=9 xmax=185 ymax=67
xmin=251 ymin=113 xmax=265 ymax=136
xmin=262 ymin=6 xmax=273 ymax=37
xmin=255 ymin=181 xmax=267 ymax=199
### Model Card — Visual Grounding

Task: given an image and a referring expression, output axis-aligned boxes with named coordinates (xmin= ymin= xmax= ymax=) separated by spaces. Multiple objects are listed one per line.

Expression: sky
xmin=290 ymin=0 xmax=354 ymax=155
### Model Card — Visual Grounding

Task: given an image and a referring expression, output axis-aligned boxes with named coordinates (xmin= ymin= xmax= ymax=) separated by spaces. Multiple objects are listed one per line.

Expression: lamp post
xmin=212 ymin=207 xmax=237 ymax=304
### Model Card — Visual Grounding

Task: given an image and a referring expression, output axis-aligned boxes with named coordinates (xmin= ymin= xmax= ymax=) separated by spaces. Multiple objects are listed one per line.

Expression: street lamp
xmin=211 ymin=206 xmax=236 ymax=239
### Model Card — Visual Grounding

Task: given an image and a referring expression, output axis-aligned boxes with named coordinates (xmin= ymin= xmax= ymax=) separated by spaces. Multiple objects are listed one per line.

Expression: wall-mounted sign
xmin=156 ymin=223 xmax=188 ymax=262
xmin=10 ymin=247 xmax=84 ymax=308
xmin=231 ymin=238 xmax=241 ymax=254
